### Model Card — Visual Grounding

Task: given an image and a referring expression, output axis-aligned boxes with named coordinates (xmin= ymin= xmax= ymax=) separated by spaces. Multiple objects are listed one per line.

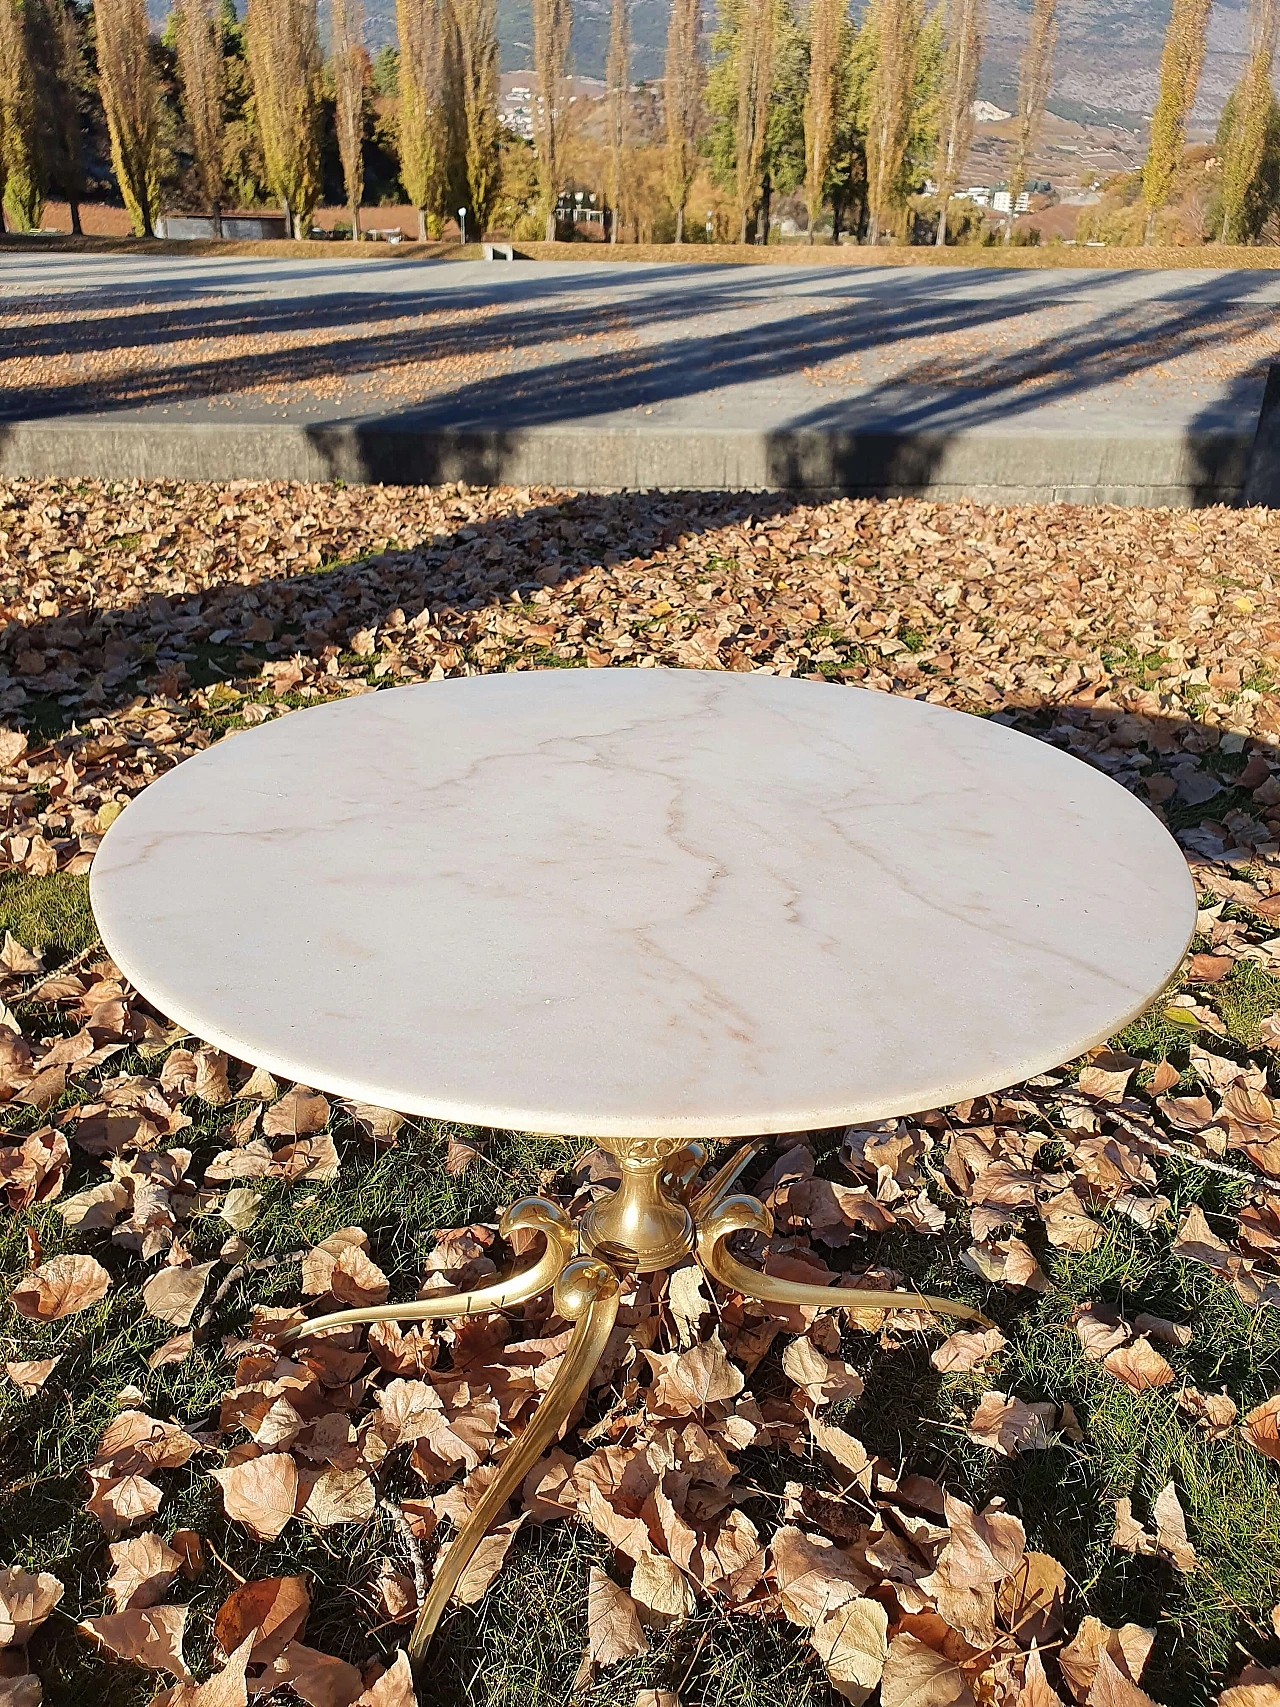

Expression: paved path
xmin=4 ymin=252 xmax=1280 ymax=502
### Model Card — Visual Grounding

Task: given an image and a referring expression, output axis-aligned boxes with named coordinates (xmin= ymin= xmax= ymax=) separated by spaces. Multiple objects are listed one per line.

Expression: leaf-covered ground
xmin=1 ymin=480 xmax=1279 ymax=1707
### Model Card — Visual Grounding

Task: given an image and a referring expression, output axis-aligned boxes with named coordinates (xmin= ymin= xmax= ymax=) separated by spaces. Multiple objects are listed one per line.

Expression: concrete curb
xmin=0 ymin=418 xmax=1262 ymax=506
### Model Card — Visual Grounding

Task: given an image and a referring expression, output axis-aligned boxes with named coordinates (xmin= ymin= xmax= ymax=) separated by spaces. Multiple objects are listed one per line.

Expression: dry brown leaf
xmin=352 ymin=1651 xmax=415 ymax=1707
xmin=262 ymin=1641 xmax=364 ymax=1707
xmin=1176 ymin=1386 xmax=1237 ymax=1437
xmin=1074 ymin=1305 xmax=1130 ymax=1361
xmin=633 ymin=1694 xmax=680 ymax=1707
xmin=107 ymin=1533 xmax=183 ymax=1611
xmin=142 ymin=1263 xmax=215 ymax=1328
xmin=646 ymin=1333 xmax=744 ymax=1413
xmin=4 ymin=1357 xmax=60 ymax=1397
xmin=879 ymin=1632 xmax=976 ymax=1707
xmin=263 ymin=1087 xmax=331 ymax=1140
xmin=586 ymin=1569 xmax=649 ymax=1666
xmin=298 ymin=1466 xmax=377 ymax=1527
xmin=770 ymin=1525 xmax=870 ymax=1628
xmin=1171 ymin=1205 xmax=1232 ymax=1267
xmin=668 ymin=1265 xmax=710 ymax=1346
xmin=330 ymin=1245 xmax=389 ymax=1308
xmin=1058 ymin=1619 xmax=1154 ymax=1704
xmin=149 ymin=1634 xmax=254 ymax=1707
xmin=930 ymin=1327 xmax=1007 ymax=1373
xmin=781 ymin=1337 xmax=865 ymax=1407
xmin=1019 ymin=1646 xmax=1067 ymax=1707
xmin=1086 ymin=1651 xmax=1160 ymax=1707
xmin=1217 ymin=1665 xmax=1280 ymax=1707
xmin=452 ymin=1516 xmax=524 ymax=1604
xmin=1102 ymin=1337 xmax=1175 ymax=1392
xmin=1242 ymin=1394 xmax=1280 ymax=1460
xmin=9 ymin=1253 xmax=111 ymax=1319
xmin=967 ymin=1392 xmax=1056 ymax=1455
xmin=997 ymin=1553 xmax=1067 ymax=1645
xmin=0 ymin=1674 xmax=41 ymax=1707
xmin=213 ymin=1575 xmax=309 ymax=1666
xmin=0 ymin=1567 xmax=64 ymax=1645
xmin=630 ymin=1552 xmax=696 ymax=1628
xmin=86 ymin=1470 xmax=165 ymax=1533
xmin=209 ymin=1453 xmax=298 ymax=1540
xmin=77 ymin=1605 xmax=191 ymax=1677
xmin=809 ymin=1596 xmax=889 ymax=1705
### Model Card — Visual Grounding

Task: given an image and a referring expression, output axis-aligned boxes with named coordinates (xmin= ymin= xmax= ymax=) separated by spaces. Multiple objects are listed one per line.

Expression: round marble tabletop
xmin=90 ymin=668 xmax=1196 ymax=1140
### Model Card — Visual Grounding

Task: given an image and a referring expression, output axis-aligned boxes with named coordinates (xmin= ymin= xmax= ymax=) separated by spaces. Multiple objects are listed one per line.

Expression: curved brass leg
xmin=696 ymin=1194 xmax=994 ymax=1329
xmin=407 ymin=1255 xmax=621 ymax=1661
xmin=280 ymin=1198 xmax=576 ymax=1344
xmin=689 ymin=1137 xmax=767 ymax=1221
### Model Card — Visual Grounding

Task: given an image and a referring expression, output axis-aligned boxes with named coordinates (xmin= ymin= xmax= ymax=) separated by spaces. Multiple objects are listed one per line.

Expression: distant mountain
xmin=147 ymin=0 xmax=1256 ymax=132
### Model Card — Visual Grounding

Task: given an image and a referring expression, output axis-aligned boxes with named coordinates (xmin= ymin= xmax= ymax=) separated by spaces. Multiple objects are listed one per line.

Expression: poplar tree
xmin=244 ymin=0 xmax=321 ymax=237
xmin=663 ymin=0 xmax=700 ymax=240
xmin=733 ymin=0 xmax=775 ymax=242
xmin=26 ymin=0 xmax=86 ymax=233
xmin=1140 ymin=0 xmax=1212 ymax=241
xmin=932 ymin=0 xmax=982 ymax=243
xmin=533 ymin=0 xmax=571 ymax=240
xmin=450 ymin=0 xmax=499 ymax=235
xmin=1004 ymin=0 xmax=1055 ymax=240
xmin=865 ymin=0 xmax=923 ymax=243
xmin=803 ymin=0 xmax=844 ymax=240
xmin=172 ymin=0 xmax=226 ymax=234
xmin=0 ymin=0 xmax=41 ymax=230
xmin=332 ymin=0 xmax=366 ymax=238
xmin=1219 ymin=0 xmax=1278 ymax=241
xmin=605 ymin=0 xmax=628 ymax=241
xmin=93 ymin=0 xmax=161 ymax=235
xmin=396 ymin=0 xmax=448 ymax=239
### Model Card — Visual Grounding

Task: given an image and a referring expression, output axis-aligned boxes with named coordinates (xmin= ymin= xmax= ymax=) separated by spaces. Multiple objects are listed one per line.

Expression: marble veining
xmin=89 ymin=668 xmax=1197 ymax=1138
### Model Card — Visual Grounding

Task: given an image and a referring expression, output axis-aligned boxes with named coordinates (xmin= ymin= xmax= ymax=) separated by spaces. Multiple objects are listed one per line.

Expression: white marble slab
xmin=90 ymin=669 xmax=1196 ymax=1139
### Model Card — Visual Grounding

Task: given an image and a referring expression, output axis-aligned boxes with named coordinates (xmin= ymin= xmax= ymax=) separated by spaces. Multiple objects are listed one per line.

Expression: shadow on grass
xmin=0 ymin=494 xmax=1278 ymax=1702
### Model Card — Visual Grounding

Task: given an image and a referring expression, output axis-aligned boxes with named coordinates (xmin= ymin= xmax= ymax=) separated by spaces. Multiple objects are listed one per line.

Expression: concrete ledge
xmin=0 ymin=418 xmax=1256 ymax=506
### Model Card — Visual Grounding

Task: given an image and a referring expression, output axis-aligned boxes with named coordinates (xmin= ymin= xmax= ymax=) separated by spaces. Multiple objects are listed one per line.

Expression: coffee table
xmin=90 ymin=667 xmax=1196 ymax=1663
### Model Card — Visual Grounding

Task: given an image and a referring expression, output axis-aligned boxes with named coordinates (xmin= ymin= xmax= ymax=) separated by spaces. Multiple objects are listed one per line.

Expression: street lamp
xmin=458 ymin=207 xmax=467 ymax=246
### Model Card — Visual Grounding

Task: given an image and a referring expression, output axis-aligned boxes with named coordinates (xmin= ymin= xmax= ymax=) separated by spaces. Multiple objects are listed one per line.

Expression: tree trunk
xmin=611 ymin=205 xmax=619 ymax=243
xmin=417 ymin=206 xmax=427 ymax=242
xmin=1143 ymin=207 xmax=1157 ymax=244
xmin=213 ymin=202 xmax=223 ymax=240
xmin=69 ymin=201 xmax=83 ymax=236
xmin=867 ymin=211 xmax=880 ymax=244
xmin=283 ymin=203 xmax=294 ymax=240
xmin=350 ymin=198 xmax=361 ymax=239
xmin=739 ymin=208 xmax=749 ymax=244
xmin=545 ymin=210 xmax=557 ymax=242
xmin=141 ymin=205 xmax=154 ymax=238
xmin=1003 ymin=211 xmax=1013 ymax=243
xmin=758 ymin=175 xmax=771 ymax=243
xmin=675 ymin=207 xmax=683 ymax=242
xmin=935 ymin=202 xmax=947 ymax=245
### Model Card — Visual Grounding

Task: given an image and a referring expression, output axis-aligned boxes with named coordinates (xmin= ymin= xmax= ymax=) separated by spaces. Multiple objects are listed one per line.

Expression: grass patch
xmin=0 ymin=871 xmax=97 ymax=962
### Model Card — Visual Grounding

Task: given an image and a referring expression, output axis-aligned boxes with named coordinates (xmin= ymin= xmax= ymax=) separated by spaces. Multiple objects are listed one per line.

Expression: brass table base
xmin=281 ymin=1137 xmax=990 ymax=1664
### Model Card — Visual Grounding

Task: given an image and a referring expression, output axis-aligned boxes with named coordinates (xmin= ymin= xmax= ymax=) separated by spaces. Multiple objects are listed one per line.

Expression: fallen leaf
xmin=809 ymin=1596 xmax=888 ymax=1704
xmin=1102 ymin=1337 xmax=1174 ymax=1393
xmin=263 ymin=1087 xmax=331 ymax=1140
xmin=1086 ymin=1650 xmax=1160 ymax=1706
xmin=77 ymin=1605 xmax=191 ymax=1677
xmin=967 ymin=1392 xmax=1056 ymax=1455
xmin=1176 ymin=1386 xmax=1237 ymax=1437
xmin=630 ymin=1552 xmax=696 ymax=1627
xmin=149 ymin=1634 xmax=254 ymax=1707
xmin=1242 ymin=1394 xmax=1280 ymax=1461
xmin=107 ymin=1533 xmax=184 ymax=1610
xmin=262 ymin=1641 xmax=364 ymax=1707
xmin=997 ymin=1553 xmax=1067 ymax=1644
xmin=0 ymin=1568 xmax=64 ymax=1645
xmin=142 ymin=1263 xmax=216 ymax=1328
xmin=1020 ymin=1645 xmax=1067 ymax=1706
xmin=10 ymin=1253 xmax=111 ymax=1319
xmin=213 ymin=1576 xmax=309 ymax=1666
xmin=0 ymin=1674 xmax=41 ymax=1707
xmin=646 ymin=1333 xmax=744 ymax=1412
xmin=879 ymin=1632 xmax=976 ymax=1707
xmin=1058 ymin=1619 xmax=1154 ymax=1703
xmin=931 ymin=1327 xmax=1007 ymax=1373
xmin=210 ymin=1453 xmax=298 ymax=1540
xmin=4 ymin=1357 xmax=60 ymax=1396
xmin=353 ymin=1651 xmax=415 ymax=1706
xmin=453 ymin=1516 xmax=524 ymax=1603
xmin=587 ymin=1568 xmax=649 ymax=1666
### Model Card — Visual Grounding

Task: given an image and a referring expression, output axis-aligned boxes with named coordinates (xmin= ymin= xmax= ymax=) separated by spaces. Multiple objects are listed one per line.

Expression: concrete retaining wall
xmin=3 ymin=363 xmax=1279 ymax=505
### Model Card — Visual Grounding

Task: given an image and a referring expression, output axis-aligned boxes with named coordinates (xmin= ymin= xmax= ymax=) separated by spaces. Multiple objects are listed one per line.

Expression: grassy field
xmin=1 ymin=480 xmax=1278 ymax=1707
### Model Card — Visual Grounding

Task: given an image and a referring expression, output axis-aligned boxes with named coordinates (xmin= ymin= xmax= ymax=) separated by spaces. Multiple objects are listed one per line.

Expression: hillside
xmin=146 ymin=0 xmax=1257 ymax=135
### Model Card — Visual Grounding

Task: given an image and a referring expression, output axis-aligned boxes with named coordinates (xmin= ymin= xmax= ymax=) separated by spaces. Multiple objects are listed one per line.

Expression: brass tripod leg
xmin=278 ymin=1199 xmax=576 ymax=1344
xmin=697 ymin=1193 xmax=995 ymax=1329
xmin=407 ymin=1255 xmax=621 ymax=1661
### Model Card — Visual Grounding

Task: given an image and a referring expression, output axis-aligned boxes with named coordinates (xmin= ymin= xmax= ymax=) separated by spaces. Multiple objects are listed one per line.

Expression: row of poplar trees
xmin=0 ymin=0 xmax=1276 ymax=244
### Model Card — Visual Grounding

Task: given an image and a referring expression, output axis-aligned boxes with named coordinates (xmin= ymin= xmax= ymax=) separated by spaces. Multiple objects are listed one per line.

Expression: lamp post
xmin=458 ymin=207 xmax=467 ymax=246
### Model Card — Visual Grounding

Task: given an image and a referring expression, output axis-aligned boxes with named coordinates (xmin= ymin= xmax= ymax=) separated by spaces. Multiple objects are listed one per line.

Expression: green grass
xmin=2 ymin=875 xmax=1279 ymax=1706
